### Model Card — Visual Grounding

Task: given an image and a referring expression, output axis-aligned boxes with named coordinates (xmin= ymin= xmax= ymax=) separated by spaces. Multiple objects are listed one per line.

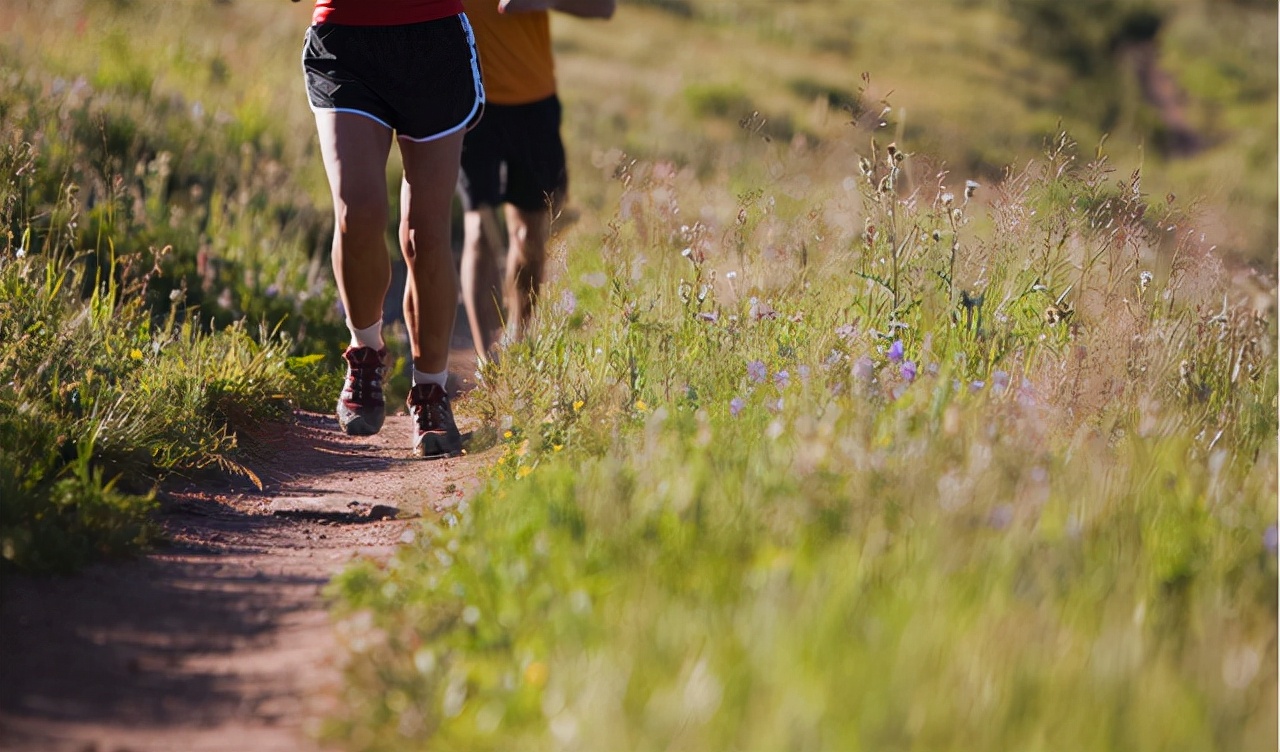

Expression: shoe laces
xmin=410 ymin=384 xmax=452 ymax=432
xmin=343 ymin=347 xmax=385 ymax=401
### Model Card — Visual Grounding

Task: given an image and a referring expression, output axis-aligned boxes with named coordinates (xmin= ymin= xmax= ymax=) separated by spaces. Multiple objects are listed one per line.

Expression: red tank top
xmin=312 ymin=0 xmax=463 ymax=26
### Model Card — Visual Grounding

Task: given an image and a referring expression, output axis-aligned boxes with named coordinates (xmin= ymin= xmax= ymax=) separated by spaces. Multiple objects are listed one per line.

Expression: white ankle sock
xmin=413 ymin=367 xmax=449 ymax=388
xmin=347 ymin=319 xmax=384 ymax=350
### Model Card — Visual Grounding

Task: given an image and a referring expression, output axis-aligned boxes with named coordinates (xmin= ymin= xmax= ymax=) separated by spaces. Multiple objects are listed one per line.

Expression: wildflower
xmin=775 ymin=370 xmax=791 ymax=388
xmin=852 ymin=356 xmax=875 ymax=383
xmin=1265 ymin=525 xmax=1278 ymax=556
xmin=835 ymin=323 xmax=858 ymax=340
xmin=14 ymin=247 xmax=25 ymax=259
xmin=129 ymin=348 xmax=143 ymax=361
xmin=887 ymin=339 xmax=904 ymax=363
xmin=747 ymin=360 xmax=767 ymax=384
xmin=1139 ymin=270 xmax=1153 ymax=292
xmin=559 ymin=289 xmax=577 ymax=316
xmin=768 ymin=398 xmax=784 ymax=413
xmin=729 ymin=397 xmax=745 ymax=417
xmin=517 ymin=466 xmax=532 ymax=479
xmin=991 ymin=370 xmax=1010 ymax=394
xmin=900 ymin=360 xmax=917 ymax=383
xmin=572 ymin=400 xmax=584 ymax=412
xmin=553 ymin=444 xmax=564 ymax=452
xmin=635 ymin=399 xmax=648 ymax=412
xmin=749 ymin=297 xmax=778 ymax=321
xmin=264 ymin=283 xmax=280 ymax=298
xmin=524 ymin=661 xmax=549 ymax=688
xmin=725 ymin=271 xmax=738 ymax=280
xmin=970 ymin=380 xmax=985 ymax=392
xmin=503 ymin=430 xmax=514 ymax=439
xmin=697 ymin=311 xmax=719 ymax=323
xmin=941 ymin=193 xmax=954 ymax=208
xmin=964 ymin=180 xmax=979 ymax=200
xmin=797 ymin=365 xmax=811 ymax=383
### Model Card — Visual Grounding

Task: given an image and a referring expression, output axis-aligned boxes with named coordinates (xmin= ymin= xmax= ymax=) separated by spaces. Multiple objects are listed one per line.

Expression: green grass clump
xmin=0 ymin=6 xmax=345 ymax=571
xmin=327 ymin=128 xmax=1276 ymax=750
xmin=0 ymin=225 xmax=313 ymax=571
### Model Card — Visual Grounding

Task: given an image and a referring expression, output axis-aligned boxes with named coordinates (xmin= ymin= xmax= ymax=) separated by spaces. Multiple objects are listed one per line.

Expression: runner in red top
xmin=311 ymin=0 xmax=463 ymax=26
xmin=301 ymin=0 xmax=485 ymax=458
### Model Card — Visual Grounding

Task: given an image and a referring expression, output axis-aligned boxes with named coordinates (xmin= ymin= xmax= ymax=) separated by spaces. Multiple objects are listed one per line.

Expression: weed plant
xmin=329 ymin=122 xmax=1276 ymax=750
xmin=0 ymin=26 xmax=341 ymax=572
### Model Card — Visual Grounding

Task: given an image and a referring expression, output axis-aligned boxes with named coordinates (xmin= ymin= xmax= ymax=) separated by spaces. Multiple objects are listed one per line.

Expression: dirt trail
xmin=0 ymin=339 xmax=489 ymax=752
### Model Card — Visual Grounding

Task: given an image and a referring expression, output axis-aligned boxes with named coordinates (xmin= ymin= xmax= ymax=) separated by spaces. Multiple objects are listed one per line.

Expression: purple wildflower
xmin=1265 ymin=524 xmax=1278 ymax=556
xmin=559 ymin=289 xmax=577 ymax=316
xmin=697 ymin=311 xmax=719 ymax=323
xmin=775 ymin=370 xmax=791 ymax=388
xmin=730 ymin=397 xmax=745 ymax=417
xmin=747 ymin=360 xmax=767 ymax=384
xmin=887 ymin=339 xmax=904 ymax=363
xmin=900 ymin=360 xmax=917 ymax=383
xmin=852 ymin=357 xmax=875 ymax=383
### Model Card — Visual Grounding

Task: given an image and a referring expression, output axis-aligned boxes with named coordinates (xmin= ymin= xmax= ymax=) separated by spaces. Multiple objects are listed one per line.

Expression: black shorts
xmin=457 ymin=95 xmax=567 ymax=213
xmin=302 ymin=15 xmax=484 ymax=142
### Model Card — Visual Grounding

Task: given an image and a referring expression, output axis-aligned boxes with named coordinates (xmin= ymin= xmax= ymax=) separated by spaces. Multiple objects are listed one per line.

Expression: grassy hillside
xmin=1 ymin=0 xmax=1275 ymax=746
xmin=327 ymin=120 xmax=1277 ymax=750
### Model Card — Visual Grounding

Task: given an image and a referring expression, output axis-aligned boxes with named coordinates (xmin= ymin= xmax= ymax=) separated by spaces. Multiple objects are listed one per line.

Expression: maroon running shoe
xmin=408 ymin=383 xmax=462 ymax=459
xmin=336 ymin=346 xmax=387 ymax=436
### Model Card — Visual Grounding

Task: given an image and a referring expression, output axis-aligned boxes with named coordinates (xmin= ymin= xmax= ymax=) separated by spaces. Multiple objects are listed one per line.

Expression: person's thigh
xmin=313 ymin=110 xmax=393 ymax=222
xmin=400 ymin=131 xmax=466 ymax=247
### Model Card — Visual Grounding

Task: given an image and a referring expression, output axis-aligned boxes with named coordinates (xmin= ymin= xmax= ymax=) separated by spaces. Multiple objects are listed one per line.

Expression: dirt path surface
xmin=0 ymin=343 xmax=490 ymax=752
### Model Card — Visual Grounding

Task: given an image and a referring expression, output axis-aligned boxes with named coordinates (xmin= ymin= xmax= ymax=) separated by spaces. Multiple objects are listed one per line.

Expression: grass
xmin=0 ymin=1 xmax=345 ymax=572
xmin=324 ymin=123 xmax=1276 ymax=749
xmin=0 ymin=0 xmax=1274 ymax=744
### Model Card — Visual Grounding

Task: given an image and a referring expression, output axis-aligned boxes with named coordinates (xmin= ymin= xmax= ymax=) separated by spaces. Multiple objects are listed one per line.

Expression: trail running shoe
xmin=336 ymin=346 xmax=387 ymax=436
xmin=408 ymin=383 xmax=463 ymax=459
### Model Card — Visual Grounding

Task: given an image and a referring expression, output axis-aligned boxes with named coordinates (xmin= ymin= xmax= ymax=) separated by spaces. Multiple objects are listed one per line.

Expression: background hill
xmin=4 ymin=0 xmax=1274 ymax=276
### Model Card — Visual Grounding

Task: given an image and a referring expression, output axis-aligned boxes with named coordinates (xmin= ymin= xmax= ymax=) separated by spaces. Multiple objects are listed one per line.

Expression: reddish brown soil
xmin=0 ymin=344 xmax=491 ymax=752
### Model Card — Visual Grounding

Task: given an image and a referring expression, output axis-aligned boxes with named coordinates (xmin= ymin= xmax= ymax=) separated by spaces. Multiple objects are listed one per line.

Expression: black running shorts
xmin=302 ymin=15 xmax=484 ymax=142
xmin=457 ymin=95 xmax=567 ymax=213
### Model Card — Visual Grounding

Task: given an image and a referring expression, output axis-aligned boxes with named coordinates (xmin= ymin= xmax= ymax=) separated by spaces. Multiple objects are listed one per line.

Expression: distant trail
xmin=0 ymin=331 xmax=488 ymax=752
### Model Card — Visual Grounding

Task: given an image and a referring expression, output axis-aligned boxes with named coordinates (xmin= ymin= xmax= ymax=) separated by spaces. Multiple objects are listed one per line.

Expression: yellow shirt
xmin=464 ymin=1 xmax=557 ymax=105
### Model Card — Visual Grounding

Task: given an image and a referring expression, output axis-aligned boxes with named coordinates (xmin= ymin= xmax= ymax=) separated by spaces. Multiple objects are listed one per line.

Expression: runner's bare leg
xmin=399 ymin=131 xmax=466 ymax=374
xmin=503 ymin=204 xmax=551 ymax=341
xmin=314 ymin=112 xmax=394 ymax=332
xmin=460 ymin=206 xmax=506 ymax=359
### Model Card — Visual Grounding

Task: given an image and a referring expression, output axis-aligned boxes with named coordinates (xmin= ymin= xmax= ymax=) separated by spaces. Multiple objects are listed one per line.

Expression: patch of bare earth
xmin=0 ymin=348 xmax=490 ymax=752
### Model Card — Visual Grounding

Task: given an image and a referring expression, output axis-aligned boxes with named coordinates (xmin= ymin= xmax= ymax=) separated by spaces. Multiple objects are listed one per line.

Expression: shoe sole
xmin=337 ymin=404 xmax=385 ymax=436
xmin=413 ymin=434 xmax=463 ymax=460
